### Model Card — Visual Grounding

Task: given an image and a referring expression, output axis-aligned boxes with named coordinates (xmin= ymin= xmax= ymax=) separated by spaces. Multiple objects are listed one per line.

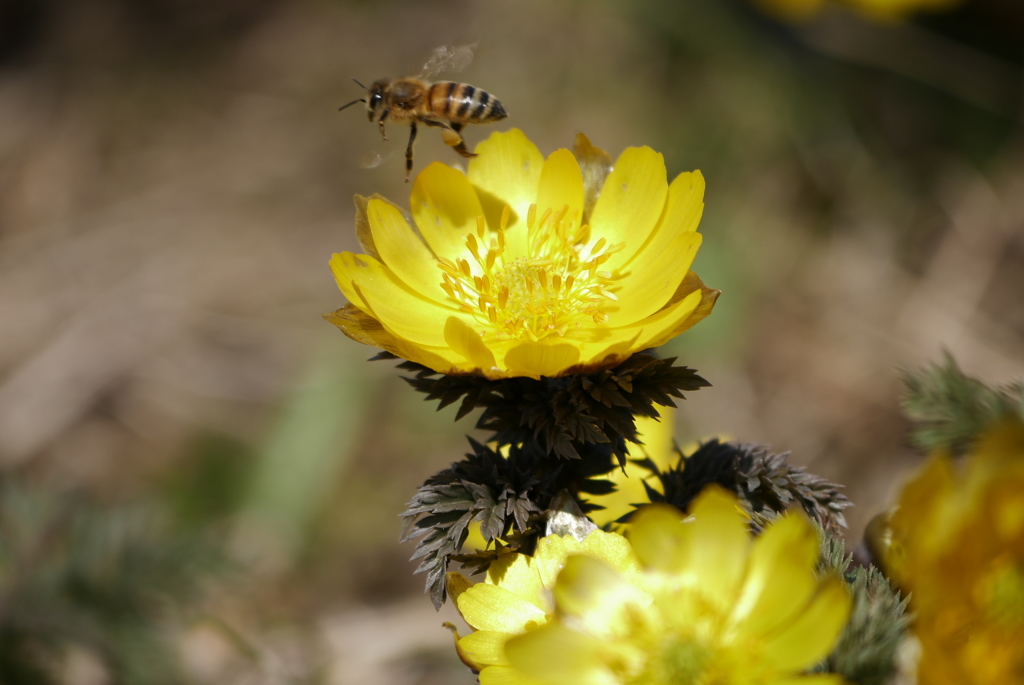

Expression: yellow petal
xmin=367 ymin=199 xmax=447 ymax=303
xmin=323 ymin=304 xmax=393 ymax=348
xmin=456 ymin=583 xmax=549 ymax=633
xmin=760 ymin=575 xmax=852 ymax=671
xmin=770 ymin=676 xmax=847 ymax=685
xmin=352 ymin=194 xmax=380 ymax=259
xmin=571 ymin=333 xmax=645 ymax=373
xmin=586 ymin=458 xmax=657 ymax=528
xmin=627 ymin=504 xmax=692 ymax=575
xmin=444 ymin=316 xmax=498 ymax=371
xmin=572 ymin=133 xmax=614 ymax=225
xmin=330 ymin=252 xmax=369 ymax=309
xmin=644 ymin=273 xmax=720 ymax=346
xmin=479 ymin=665 xmax=548 ymax=685
xmin=603 ymin=230 xmax=702 ymax=327
xmin=729 ymin=513 xmax=820 ymax=639
xmin=410 ymin=161 xmax=485 ymax=261
xmin=486 ymin=553 xmax=547 ymax=613
xmin=552 ymin=555 xmax=648 ymax=640
xmin=504 ymin=342 xmax=580 ymax=379
xmin=391 ymin=339 xmax=466 ymax=374
xmin=533 ymin=534 xmax=586 ymax=590
xmin=468 ymin=129 xmax=544 ymax=259
xmin=588 ymin=411 xmax=679 ymax=527
xmin=588 ymin=146 xmax=667 ymax=262
xmin=459 ymin=630 xmax=512 ymax=667
xmin=579 ymin=527 xmax=645 ymax=582
xmin=447 ymin=572 xmax=474 ymax=607
xmin=607 ymin=170 xmax=704 ymax=274
xmin=325 ymin=310 xmax=465 ymax=374
xmin=682 ymin=486 xmax=751 ymax=611
xmin=343 ymin=253 xmax=469 ymax=347
xmin=505 ymin=624 xmax=621 ymax=685
xmin=634 ymin=411 xmax=677 ymax=471
xmin=611 ymin=289 xmax=704 ymax=352
xmin=535 ymin=149 xmax=585 ymax=238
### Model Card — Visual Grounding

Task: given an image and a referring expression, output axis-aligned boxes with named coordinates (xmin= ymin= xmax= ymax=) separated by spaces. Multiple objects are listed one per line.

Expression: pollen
xmin=438 ymin=203 xmax=625 ymax=342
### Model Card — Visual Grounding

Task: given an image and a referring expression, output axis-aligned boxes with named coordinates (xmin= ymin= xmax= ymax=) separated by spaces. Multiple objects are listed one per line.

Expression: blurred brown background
xmin=0 ymin=0 xmax=1022 ymax=683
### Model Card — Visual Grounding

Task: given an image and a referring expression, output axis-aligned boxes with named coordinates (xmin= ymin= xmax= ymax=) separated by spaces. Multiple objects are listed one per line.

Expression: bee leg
xmin=378 ymin=109 xmax=390 ymax=142
xmin=405 ymin=122 xmax=417 ymax=183
xmin=426 ymin=120 xmax=478 ymax=159
xmin=449 ymin=124 xmax=477 ymax=159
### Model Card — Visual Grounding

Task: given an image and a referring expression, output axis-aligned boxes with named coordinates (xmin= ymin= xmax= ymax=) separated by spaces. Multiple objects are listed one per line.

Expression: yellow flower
xmin=754 ymin=0 xmax=961 ymax=20
xmin=451 ymin=487 xmax=851 ymax=685
xmin=888 ymin=420 xmax=1024 ymax=685
xmin=326 ymin=129 xmax=718 ymax=379
xmin=589 ymin=410 xmax=678 ymax=528
xmin=446 ymin=528 xmax=643 ymax=684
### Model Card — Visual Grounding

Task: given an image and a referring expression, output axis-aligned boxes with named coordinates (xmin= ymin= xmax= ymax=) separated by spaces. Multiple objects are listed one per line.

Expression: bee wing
xmin=360 ymin=149 xmax=395 ymax=169
xmin=418 ymin=43 xmax=477 ymax=79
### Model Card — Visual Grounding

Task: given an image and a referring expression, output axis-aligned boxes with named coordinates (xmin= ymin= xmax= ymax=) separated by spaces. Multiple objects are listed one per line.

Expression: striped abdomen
xmin=427 ymin=81 xmax=507 ymax=124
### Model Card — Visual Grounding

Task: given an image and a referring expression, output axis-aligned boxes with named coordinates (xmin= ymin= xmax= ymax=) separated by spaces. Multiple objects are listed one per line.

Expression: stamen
xmin=538 ymin=207 xmax=552 ymax=229
xmin=437 ymin=211 xmax=626 ymax=343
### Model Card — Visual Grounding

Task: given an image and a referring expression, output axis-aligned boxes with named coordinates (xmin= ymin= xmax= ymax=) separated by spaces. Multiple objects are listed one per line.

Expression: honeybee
xmin=339 ymin=45 xmax=508 ymax=182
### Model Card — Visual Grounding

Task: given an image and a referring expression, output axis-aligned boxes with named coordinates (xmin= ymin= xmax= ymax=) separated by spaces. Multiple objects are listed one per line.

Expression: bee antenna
xmin=338 ymin=98 xmax=366 ymax=112
xmin=352 ymin=78 xmax=367 ymax=89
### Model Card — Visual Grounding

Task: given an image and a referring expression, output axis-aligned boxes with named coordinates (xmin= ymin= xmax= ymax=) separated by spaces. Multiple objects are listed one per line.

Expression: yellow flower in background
xmin=452 ymin=488 xmax=851 ymax=685
xmin=888 ymin=420 xmax=1024 ymax=685
xmin=589 ymin=410 xmax=679 ymax=528
xmin=327 ymin=129 xmax=718 ymax=379
xmin=446 ymin=528 xmax=642 ymax=684
xmin=755 ymin=0 xmax=962 ymax=21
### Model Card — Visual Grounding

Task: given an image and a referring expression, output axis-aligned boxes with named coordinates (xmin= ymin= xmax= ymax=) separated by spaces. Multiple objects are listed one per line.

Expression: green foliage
xmin=633 ymin=439 xmax=852 ymax=535
xmin=0 ymin=480 xmax=227 ymax=685
xmin=902 ymin=353 xmax=1024 ymax=454
xmin=166 ymin=431 xmax=255 ymax=527
xmin=818 ymin=533 xmax=911 ymax=685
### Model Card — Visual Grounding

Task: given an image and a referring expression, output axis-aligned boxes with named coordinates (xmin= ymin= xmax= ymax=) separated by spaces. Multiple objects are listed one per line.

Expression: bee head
xmin=366 ymin=80 xmax=389 ymax=122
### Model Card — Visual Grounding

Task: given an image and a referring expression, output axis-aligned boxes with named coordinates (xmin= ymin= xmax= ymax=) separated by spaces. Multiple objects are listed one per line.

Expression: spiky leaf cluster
xmin=401 ymin=439 xmax=541 ymax=608
xmin=395 ymin=352 xmax=709 ymax=464
xmin=635 ymin=439 xmax=852 ymax=535
xmin=817 ymin=533 xmax=911 ymax=685
xmin=902 ymin=353 xmax=1024 ymax=455
xmin=401 ymin=436 xmax=626 ymax=608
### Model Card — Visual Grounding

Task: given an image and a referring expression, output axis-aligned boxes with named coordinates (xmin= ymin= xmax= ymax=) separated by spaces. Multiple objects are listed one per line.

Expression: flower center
xmin=437 ymin=204 xmax=624 ymax=342
xmin=637 ymin=636 xmax=712 ymax=685
xmin=981 ymin=558 xmax=1024 ymax=627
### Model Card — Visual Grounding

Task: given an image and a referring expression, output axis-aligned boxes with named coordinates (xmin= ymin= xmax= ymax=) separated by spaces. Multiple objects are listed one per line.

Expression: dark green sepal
xmin=396 ymin=352 xmax=709 ymax=465
xmin=817 ymin=532 xmax=911 ymax=685
xmin=625 ymin=439 xmax=852 ymax=535
xmin=902 ymin=352 xmax=1024 ymax=455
